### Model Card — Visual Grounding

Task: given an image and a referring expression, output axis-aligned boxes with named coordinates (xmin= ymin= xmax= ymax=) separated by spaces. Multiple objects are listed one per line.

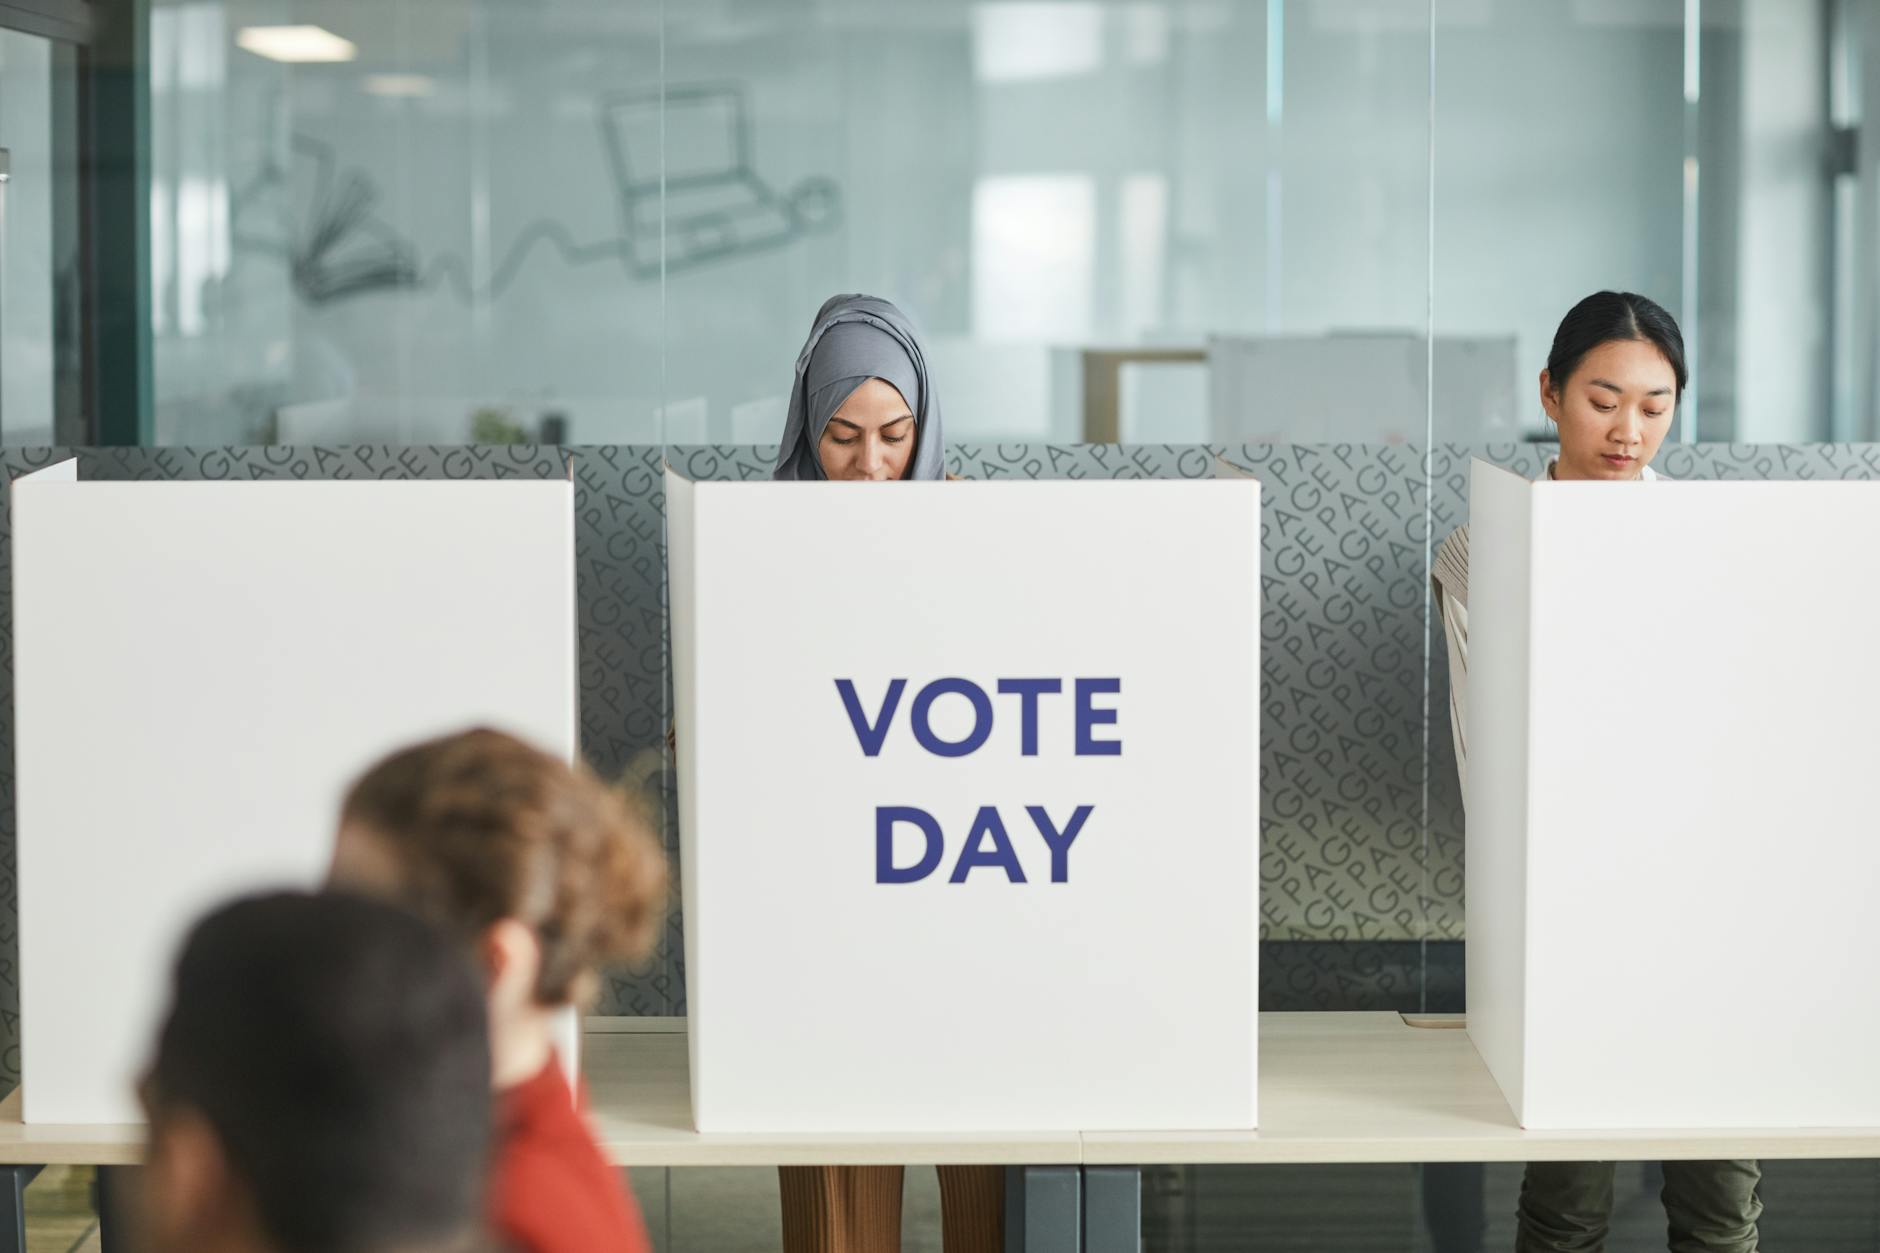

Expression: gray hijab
xmin=773 ymin=294 xmax=945 ymax=481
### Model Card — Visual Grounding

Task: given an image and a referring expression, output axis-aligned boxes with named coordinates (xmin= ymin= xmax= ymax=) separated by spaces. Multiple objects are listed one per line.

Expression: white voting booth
xmin=12 ymin=461 xmax=580 ymax=1124
xmin=1465 ymin=459 xmax=1880 ymax=1130
xmin=668 ymin=471 xmax=1260 ymax=1133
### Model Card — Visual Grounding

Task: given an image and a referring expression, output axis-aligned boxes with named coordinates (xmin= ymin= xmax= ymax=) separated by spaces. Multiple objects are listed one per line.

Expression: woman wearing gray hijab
xmin=773 ymin=293 xmax=946 ymax=482
xmin=773 ymin=296 xmax=1000 ymax=1253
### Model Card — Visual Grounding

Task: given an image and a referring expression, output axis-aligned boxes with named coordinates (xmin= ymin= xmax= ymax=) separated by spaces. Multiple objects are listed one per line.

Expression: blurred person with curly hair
xmin=331 ymin=727 xmax=670 ymax=1253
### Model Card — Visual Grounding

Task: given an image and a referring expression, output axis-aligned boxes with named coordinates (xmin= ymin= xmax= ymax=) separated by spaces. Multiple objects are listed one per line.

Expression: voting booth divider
xmin=667 ymin=469 xmax=1262 ymax=1133
xmin=1465 ymin=459 xmax=1880 ymax=1130
xmin=11 ymin=460 xmax=581 ymax=1124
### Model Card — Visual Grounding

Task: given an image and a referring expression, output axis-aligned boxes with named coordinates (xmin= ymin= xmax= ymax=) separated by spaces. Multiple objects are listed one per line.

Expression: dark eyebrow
xmin=1588 ymin=377 xmax=1673 ymax=399
xmin=828 ymin=413 xmax=914 ymax=433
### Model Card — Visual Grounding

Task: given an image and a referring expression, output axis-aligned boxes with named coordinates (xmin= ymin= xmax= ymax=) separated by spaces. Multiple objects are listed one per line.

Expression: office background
xmin=4 ymin=1 xmax=1880 ymax=1250
xmin=4 ymin=0 xmax=1877 ymax=449
xmin=1 ymin=437 xmax=1876 ymax=1253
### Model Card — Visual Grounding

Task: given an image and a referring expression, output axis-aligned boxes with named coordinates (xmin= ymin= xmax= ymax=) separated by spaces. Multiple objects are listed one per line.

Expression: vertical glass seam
xmin=657 ymin=0 xmax=672 ymax=1010
xmin=1263 ymin=0 xmax=1283 ymax=330
xmin=1420 ymin=0 xmax=1437 ymax=1013
xmin=1680 ymin=0 xmax=1702 ymax=443
xmin=659 ymin=0 xmax=667 ymax=440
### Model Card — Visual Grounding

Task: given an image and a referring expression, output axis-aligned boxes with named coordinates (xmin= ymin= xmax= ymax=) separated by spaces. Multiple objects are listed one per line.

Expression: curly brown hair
xmin=339 ymin=727 xmax=669 ymax=1006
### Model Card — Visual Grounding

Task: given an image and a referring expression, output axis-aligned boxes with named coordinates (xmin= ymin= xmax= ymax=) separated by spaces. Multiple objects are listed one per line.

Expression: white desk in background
xmin=5 ymin=1014 xmax=1877 ymax=1253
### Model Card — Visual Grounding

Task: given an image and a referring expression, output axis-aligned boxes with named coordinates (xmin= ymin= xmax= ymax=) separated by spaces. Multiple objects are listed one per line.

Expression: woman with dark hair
xmin=773 ymin=293 xmax=1002 ymax=1253
xmin=1534 ymin=288 xmax=1686 ymax=480
xmin=1433 ymin=291 xmax=1761 ymax=1253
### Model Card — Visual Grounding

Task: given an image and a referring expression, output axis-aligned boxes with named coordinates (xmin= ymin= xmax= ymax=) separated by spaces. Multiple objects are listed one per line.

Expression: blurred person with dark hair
xmin=138 ymin=890 xmax=492 ymax=1253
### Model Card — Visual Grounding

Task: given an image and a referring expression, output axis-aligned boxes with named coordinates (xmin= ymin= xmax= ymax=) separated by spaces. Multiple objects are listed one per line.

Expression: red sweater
xmin=492 ymin=1056 xmax=651 ymax=1253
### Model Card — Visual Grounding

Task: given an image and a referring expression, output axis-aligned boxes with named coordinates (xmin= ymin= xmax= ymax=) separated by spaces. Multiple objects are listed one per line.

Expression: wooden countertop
xmin=1082 ymin=1012 xmax=1880 ymax=1164
xmin=5 ymin=1014 xmax=1879 ymax=1167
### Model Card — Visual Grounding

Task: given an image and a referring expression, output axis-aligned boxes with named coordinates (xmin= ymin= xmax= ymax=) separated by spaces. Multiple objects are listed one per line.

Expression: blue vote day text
xmin=834 ymin=676 xmax=1120 ymax=885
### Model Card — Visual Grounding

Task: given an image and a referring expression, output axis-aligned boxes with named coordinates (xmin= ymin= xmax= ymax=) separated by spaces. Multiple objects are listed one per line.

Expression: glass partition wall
xmin=107 ymin=1 xmax=1880 ymax=1249
xmin=143 ymin=1 xmax=1880 ymax=444
xmin=133 ymin=0 xmax=1880 ymax=1034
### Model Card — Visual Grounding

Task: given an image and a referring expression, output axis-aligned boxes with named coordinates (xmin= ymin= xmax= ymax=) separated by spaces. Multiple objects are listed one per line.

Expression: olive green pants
xmin=1516 ymin=1160 xmax=1761 ymax=1253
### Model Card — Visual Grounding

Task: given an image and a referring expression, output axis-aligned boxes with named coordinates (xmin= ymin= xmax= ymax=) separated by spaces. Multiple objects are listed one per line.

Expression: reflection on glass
xmin=1429 ymin=2 xmax=1880 ymax=446
xmin=141 ymin=0 xmax=1437 ymax=448
xmin=152 ymin=0 xmax=664 ymax=444
xmin=0 ymin=28 xmax=59 ymax=444
xmin=971 ymin=174 xmax=1096 ymax=342
xmin=664 ymin=1 xmax=1429 ymax=446
xmin=133 ymin=2 xmax=1880 ymax=445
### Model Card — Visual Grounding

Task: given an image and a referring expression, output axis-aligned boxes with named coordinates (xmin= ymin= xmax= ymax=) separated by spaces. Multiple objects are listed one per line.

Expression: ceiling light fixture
xmin=235 ymin=25 xmax=358 ymax=64
xmin=362 ymin=74 xmax=436 ymax=98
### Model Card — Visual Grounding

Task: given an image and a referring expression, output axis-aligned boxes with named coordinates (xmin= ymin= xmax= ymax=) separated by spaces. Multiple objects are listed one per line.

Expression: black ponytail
xmin=1545 ymin=291 xmax=1687 ymax=399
